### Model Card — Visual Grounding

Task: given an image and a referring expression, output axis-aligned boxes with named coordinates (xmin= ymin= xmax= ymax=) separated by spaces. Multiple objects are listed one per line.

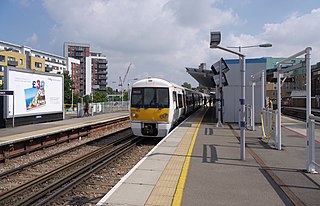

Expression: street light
xmin=210 ymin=31 xmax=246 ymax=160
xmin=227 ymin=43 xmax=272 ymax=52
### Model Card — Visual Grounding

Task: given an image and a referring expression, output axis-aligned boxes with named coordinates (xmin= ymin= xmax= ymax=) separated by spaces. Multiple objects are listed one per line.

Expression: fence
xmin=260 ymin=108 xmax=280 ymax=149
xmin=65 ymin=101 xmax=129 ymax=118
xmin=245 ymin=104 xmax=253 ymax=130
xmin=307 ymin=114 xmax=320 ymax=173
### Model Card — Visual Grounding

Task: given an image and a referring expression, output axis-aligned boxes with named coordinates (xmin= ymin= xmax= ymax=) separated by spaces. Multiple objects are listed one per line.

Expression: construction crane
xmin=119 ymin=63 xmax=132 ymax=105
xmin=118 ymin=63 xmax=132 ymax=87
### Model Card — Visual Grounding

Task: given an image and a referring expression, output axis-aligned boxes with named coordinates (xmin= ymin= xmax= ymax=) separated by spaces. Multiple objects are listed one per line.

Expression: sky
xmin=1 ymin=0 xmax=320 ymax=88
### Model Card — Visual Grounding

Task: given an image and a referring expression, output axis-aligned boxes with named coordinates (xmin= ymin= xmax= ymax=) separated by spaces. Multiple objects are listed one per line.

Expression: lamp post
xmin=228 ymin=43 xmax=272 ymax=52
xmin=210 ymin=31 xmax=246 ymax=160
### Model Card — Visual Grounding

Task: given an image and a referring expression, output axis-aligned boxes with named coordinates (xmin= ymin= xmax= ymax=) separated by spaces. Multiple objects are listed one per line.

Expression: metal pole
xmin=251 ymin=82 xmax=255 ymax=131
xmin=261 ymin=71 xmax=265 ymax=110
xmin=91 ymin=93 xmax=94 ymax=116
xmin=277 ymin=66 xmax=282 ymax=150
xmin=12 ymin=93 xmax=15 ymax=128
xmin=216 ymin=59 xmax=223 ymax=127
xmin=306 ymin=47 xmax=315 ymax=172
xmin=240 ymin=56 xmax=246 ymax=160
xmin=71 ymin=89 xmax=74 ymax=110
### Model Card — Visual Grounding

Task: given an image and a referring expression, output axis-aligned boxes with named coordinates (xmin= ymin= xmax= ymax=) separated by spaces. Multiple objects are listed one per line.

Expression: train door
xmin=172 ymin=90 xmax=179 ymax=124
xmin=182 ymin=91 xmax=186 ymax=115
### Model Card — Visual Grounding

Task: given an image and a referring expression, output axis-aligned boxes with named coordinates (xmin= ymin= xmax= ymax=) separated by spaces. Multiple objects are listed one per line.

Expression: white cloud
xmin=223 ymin=8 xmax=320 ymax=64
xmin=24 ymin=32 xmax=39 ymax=47
xmin=42 ymin=0 xmax=241 ymax=87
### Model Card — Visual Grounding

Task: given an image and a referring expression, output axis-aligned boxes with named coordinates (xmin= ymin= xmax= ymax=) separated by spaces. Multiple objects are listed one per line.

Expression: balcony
xmin=99 ymin=81 xmax=107 ymax=85
xmin=98 ymin=75 xmax=107 ymax=80
xmin=7 ymin=60 xmax=18 ymax=67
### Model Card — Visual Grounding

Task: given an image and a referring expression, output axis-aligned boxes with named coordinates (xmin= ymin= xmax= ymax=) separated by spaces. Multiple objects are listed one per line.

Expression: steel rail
xmin=0 ymin=128 xmax=131 ymax=180
xmin=0 ymin=133 xmax=138 ymax=205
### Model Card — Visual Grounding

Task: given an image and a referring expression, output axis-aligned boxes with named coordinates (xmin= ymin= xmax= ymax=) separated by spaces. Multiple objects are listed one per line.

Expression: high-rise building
xmin=64 ymin=42 xmax=108 ymax=96
xmin=63 ymin=42 xmax=90 ymax=96
xmin=67 ymin=57 xmax=81 ymax=94
xmin=86 ymin=51 xmax=108 ymax=94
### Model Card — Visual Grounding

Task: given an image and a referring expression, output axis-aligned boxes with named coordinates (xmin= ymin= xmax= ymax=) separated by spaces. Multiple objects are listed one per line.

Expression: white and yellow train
xmin=130 ymin=77 xmax=209 ymax=137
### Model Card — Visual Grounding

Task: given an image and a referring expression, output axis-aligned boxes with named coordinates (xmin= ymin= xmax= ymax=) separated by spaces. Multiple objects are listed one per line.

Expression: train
xmin=129 ymin=77 xmax=209 ymax=137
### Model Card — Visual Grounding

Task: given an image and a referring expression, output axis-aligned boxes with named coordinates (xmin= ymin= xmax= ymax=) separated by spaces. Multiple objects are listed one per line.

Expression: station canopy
xmin=186 ymin=58 xmax=229 ymax=88
xmin=186 ymin=67 xmax=216 ymax=88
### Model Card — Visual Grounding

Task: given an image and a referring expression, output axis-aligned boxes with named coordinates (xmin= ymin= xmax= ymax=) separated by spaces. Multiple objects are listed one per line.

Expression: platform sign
xmin=0 ymin=90 xmax=15 ymax=127
xmin=0 ymin=90 xmax=14 ymax=96
xmin=211 ymin=58 xmax=229 ymax=75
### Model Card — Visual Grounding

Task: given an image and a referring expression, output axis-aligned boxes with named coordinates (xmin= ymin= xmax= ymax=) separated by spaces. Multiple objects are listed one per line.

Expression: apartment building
xmin=0 ymin=40 xmax=66 ymax=88
xmin=63 ymin=42 xmax=90 ymax=96
xmin=86 ymin=51 xmax=108 ymax=94
xmin=67 ymin=57 xmax=81 ymax=94
xmin=64 ymin=42 xmax=108 ymax=96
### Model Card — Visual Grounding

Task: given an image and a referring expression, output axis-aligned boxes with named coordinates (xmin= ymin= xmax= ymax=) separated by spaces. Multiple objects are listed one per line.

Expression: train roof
xmin=132 ymin=77 xmax=182 ymax=88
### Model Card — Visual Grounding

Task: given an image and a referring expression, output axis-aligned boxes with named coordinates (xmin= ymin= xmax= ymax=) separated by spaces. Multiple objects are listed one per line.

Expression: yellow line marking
xmin=0 ymin=115 xmax=128 ymax=141
xmin=172 ymin=109 xmax=206 ymax=206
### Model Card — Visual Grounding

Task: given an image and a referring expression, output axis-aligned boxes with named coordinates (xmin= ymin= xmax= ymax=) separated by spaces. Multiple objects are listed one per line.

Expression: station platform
xmin=0 ymin=111 xmax=129 ymax=146
xmin=97 ymin=107 xmax=320 ymax=206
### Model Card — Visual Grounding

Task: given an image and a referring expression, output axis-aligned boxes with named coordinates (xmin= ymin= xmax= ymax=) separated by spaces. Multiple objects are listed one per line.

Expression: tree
xmin=182 ymin=82 xmax=192 ymax=89
xmin=63 ymin=73 xmax=80 ymax=106
xmin=123 ymin=90 xmax=129 ymax=101
xmin=64 ymin=73 xmax=73 ymax=105
xmin=93 ymin=90 xmax=107 ymax=102
xmin=106 ymin=87 xmax=114 ymax=95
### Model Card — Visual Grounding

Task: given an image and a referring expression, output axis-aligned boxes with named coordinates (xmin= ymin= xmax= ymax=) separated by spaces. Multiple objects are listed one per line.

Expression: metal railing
xmin=245 ymin=104 xmax=253 ymax=130
xmin=307 ymin=114 xmax=320 ymax=173
xmin=64 ymin=101 xmax=129 ymax=118
xmin=261 ymin=108 xmax=280 ymax=150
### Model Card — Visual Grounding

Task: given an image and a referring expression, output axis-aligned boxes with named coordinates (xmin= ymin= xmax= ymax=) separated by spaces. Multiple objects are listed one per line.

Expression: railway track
xmin=0 ymin=132 xmax=142 ymax=206
xmin=282 ymin=106 xmax=320 ymax=121
xmin=0 ymin=116 xmax=130 ymax=162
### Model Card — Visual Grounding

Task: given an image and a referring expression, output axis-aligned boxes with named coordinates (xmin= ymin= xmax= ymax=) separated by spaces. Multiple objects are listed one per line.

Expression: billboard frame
xmin=2 ymin=67 xmax=64 ymax=127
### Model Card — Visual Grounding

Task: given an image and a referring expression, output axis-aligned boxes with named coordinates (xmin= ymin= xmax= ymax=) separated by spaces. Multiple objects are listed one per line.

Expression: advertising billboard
xmin=5 ymin=68 xmax=63 ymax=117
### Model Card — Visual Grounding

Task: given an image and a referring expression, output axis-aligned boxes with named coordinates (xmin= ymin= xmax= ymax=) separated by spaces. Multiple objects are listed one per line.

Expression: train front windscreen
xmin=131 ymin=88 xmax=169 ymax=108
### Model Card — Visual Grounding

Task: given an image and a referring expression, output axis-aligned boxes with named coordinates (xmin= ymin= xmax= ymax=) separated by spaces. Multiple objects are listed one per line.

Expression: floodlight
xmin=210 ymin=31 xmax=221 ymax=48
xmin=259 ymin=43 xmax=272 ymax=48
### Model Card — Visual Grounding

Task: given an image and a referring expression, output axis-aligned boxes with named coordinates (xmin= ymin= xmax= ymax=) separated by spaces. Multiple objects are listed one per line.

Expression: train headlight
xmin=160 ymin=113 xmax=168 ymax=119
xmin=131 ymin=113 xmax=138 ymax=118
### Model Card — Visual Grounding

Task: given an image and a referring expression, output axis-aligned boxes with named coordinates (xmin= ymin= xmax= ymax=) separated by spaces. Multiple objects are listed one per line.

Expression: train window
xmin=131 ymin=88 xmax=169 ymax=108
xmin=157 ymin=88 xmax=169 ymax=108
xmin=178 ymin=94 xmax=183 ymax=108
xmin=144 ymin=88 xmax=155 ymax=106
xmin=173 ymin=91 xmax=178 ymax=109
xmin=131 ymin=88 xmax=143 ymax=107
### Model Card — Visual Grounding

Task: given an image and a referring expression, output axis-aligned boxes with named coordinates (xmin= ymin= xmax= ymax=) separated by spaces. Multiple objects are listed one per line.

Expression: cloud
xmin=24 ymin=32 xmax=39 ymax=47
xmin=224 ymin=8 xmax=320 ymax=64
xmin=42 ymin=0 xmax=241 ymax=87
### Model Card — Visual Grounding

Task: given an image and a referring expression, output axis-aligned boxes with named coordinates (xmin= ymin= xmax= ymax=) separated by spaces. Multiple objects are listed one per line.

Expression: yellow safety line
xmin=0 ymin=115 xmax=127 ymax=141
xmin=172 ymin=110 xmax=206 ymax=206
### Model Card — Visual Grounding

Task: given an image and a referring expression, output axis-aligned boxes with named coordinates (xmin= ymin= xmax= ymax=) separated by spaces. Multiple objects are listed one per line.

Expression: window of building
xmin=35 ymin=62 xmax=42 ymax=68
xmin=286 ymin=82 xmax=290 ymax=89
xmin=8 ymin=56 xmax=15 ymax=61
xmin=273 ymin=83 xmax=277 ymax=89
xmin=20 ymin=59 xmax=23 ymax=65
xmin=302 ymin=81 xmax=305 ymax=90
xmin=0 ymin=55 xmax=5 ymax=62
